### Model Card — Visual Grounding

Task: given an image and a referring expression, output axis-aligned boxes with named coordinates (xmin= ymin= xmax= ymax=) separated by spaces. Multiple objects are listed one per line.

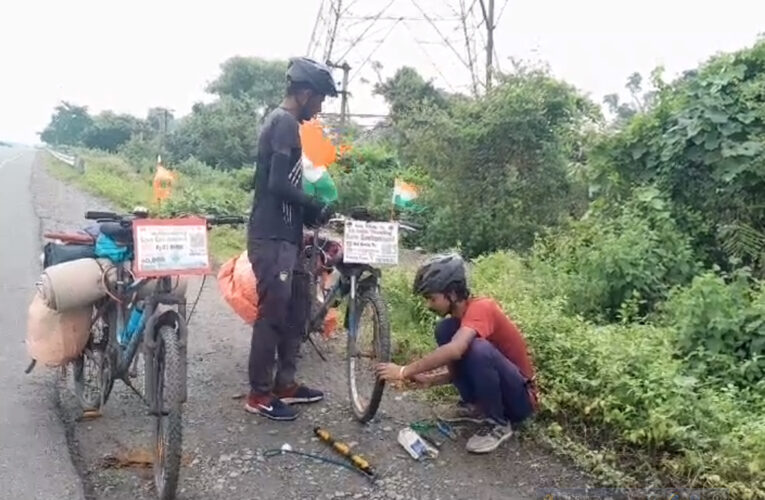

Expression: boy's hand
xmin=409 ymin=373 xmax=432 ymax=389
xmin=375 ymin=362 xmax=405 ymax=381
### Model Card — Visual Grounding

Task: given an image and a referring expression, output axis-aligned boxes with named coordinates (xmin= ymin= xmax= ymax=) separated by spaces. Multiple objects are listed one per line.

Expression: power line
xmin=344 ymin=15 xmax=461 ymax=22
xmin=307 ymin=0 xmax=326 ymax=55
xmin=339 ymin=0 xmax=364 ymax=17
xmin=401 ymin=19 xmax=456 ymax=92
xmin=495 ymin=0 xmax=510 ymax=26
xmin=410 ymin=0 xmax=473 ymax=73
xmin=334 ymin=0 xmax=397 ymax=63
xmin=349 ymin=19 xmax=402 ymax=84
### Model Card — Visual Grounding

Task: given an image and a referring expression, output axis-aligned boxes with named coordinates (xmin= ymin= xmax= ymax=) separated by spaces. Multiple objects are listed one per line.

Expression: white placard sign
xmin=343 ymin=220 xmax=399 ymax=265
xmin=133 ymin=218 xmax=211 ymax=277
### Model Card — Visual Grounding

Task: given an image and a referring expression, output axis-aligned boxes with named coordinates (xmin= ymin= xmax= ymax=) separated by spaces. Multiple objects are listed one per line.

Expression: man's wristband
xmin=399 ymin=365 xmax=407 ymax=379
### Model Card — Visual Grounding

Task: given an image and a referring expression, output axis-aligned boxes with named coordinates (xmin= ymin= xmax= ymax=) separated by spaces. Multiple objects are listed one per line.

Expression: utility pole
xmin=327 ymin=61 xmax=351 ymax=128
xmin=458 ymin=0 xmax=480 ymax=97
xmin=480 ymin=0 xmax=495 ymax=91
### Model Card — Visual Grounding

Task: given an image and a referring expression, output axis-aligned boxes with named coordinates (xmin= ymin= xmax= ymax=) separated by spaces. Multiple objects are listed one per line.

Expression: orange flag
xmin=153 ymin=155 xmax=177 ymax=204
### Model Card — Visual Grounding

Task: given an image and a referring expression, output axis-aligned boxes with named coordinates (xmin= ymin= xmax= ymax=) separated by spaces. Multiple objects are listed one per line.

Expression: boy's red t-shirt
xmin=460 ymin=297 xmax=538 ymax=404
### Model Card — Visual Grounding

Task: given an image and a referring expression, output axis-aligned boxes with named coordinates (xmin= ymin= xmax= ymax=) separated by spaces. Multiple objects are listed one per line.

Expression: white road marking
xmin=0 ymin=152 xmax=25 ymax=170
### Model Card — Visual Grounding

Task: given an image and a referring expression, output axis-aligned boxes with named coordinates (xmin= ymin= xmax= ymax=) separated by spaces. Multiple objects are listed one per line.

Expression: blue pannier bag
xmin=95 ymin=233 xmax=132 ymax=263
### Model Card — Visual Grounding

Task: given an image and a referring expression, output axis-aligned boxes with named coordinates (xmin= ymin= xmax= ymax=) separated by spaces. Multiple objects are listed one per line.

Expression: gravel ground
xmin=32 ymin=153 xmax=593 ymax=500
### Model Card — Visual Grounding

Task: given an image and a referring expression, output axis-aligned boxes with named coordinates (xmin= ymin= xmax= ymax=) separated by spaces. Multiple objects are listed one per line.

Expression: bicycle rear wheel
xmin=152 ymin=326 xmax=183 ymax=500
xmin=72 ymin=306 xmax=114 ymax=411
xmin=347 ymin=287 xmax=391 ymax=423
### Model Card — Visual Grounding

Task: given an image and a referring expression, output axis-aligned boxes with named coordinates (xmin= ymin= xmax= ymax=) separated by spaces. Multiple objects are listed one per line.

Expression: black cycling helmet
xmin=287 ymin=57 xmax=338 ymax=97
xmin=412 ymin=253 xmax=466 ymax=296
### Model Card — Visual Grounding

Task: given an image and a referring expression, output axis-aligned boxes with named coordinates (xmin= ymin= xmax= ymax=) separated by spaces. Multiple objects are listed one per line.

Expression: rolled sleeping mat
xmin=37 ymin=258 xmax=118 ymax=311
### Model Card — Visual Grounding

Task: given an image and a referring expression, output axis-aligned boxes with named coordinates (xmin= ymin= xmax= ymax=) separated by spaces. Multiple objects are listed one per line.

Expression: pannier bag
xmin=26 ymin=291 xmax=91 ymax=367
xmin=43 ymin=242 xmax=96 ymax=268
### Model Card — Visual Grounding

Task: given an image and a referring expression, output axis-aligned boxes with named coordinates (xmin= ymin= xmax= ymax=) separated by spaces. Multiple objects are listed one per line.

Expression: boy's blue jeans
xmin=435 ymin=318 xmax=534 ymax=425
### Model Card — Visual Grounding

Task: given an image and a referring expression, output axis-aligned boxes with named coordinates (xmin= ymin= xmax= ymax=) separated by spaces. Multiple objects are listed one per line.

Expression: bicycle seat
xmin=99 ymin=222 xmax=133 ymax=245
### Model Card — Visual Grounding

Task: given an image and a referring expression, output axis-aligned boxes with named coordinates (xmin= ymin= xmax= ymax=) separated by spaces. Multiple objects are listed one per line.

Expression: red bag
xmin=217 ymin=251 xmax=338 ymax=337
xmin=217 ymin=251 xmax=259 ymax=324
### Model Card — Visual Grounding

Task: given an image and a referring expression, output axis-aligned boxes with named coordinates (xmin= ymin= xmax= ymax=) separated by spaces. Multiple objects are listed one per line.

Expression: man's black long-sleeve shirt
xmin=249 ymin=107 xmax=321 ymax=244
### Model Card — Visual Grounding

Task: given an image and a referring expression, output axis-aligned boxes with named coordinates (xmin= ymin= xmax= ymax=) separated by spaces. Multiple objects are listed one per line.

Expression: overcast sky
xmin=1 ymin=0 xmax=763 ymax=145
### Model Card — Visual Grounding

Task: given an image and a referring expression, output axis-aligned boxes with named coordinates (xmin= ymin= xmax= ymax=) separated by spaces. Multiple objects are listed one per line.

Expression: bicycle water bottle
xmin=119 ymin=304 xmax=144 ymax=345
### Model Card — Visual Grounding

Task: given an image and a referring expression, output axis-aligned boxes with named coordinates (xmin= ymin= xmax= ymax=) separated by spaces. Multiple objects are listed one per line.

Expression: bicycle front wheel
xmin=347 ymin=287 xmax=391 ymax=423
xmin=152 ymin=326 xmax=183 ymax=500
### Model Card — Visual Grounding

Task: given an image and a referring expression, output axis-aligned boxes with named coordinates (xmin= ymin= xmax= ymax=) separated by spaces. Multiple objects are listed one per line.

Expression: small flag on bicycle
xmin=392 ymin=179 xmax=418 ymax=209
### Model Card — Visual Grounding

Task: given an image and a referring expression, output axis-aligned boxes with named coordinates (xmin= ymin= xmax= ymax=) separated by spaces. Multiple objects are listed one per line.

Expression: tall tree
xmin=39 ymin=101 xmax=94 ymax=146
xmin=374 ymin=67 xmax=449 ymax=123
xmin=82 ymin=111 xmax=145 ymax=152
xmin=167 ymin=96 xmax=259 ymax=169
xmin=206 ymin=56 xmax=287 ymax=112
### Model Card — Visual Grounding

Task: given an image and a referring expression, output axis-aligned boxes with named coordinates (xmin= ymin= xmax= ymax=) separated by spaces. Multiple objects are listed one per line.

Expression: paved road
xmin=28 ymin=150 xmax=593 ymax=500
xmin=0 ymin=147 xmax=85 ymax=499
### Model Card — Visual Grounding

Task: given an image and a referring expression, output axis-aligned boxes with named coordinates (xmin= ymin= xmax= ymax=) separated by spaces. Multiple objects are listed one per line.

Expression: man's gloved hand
xmin=305 ymin=200 xmax=333 ymax=228
xmin=317 ymin=203 xmax=333 ymax=225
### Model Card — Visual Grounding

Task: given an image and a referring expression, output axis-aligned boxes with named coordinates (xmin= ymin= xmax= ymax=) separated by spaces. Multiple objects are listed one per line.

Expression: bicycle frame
xmin=105 ymin=264 xmax=188 ymax=410
xmin=305 ymin=225 xmax=383 ymax=338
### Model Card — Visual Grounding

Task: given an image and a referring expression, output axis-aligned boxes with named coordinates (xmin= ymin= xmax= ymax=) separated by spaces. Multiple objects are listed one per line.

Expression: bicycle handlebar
xmin=85 ymin=210 xmax=120 ymax=221
xmin=84 ymin=210 xmax=246 ymax=226
xmin=206 ymin=215 xmax=246 ymax=226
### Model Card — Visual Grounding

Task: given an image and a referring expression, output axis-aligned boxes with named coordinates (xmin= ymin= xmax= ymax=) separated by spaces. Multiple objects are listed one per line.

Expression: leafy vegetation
xmin=41 ymin=40 xmax=765 ymax=496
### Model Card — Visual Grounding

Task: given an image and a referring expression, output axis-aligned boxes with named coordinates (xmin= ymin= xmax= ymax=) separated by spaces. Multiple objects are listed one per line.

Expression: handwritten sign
xmin=132 ymin=218 xmax=210 ymax=277
xmin=343 ymin=220 xmax=399 ymax=266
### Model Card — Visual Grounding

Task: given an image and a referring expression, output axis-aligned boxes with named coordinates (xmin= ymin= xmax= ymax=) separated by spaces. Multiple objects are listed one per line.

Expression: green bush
xmin=589 ymin=40 xmax=765 ymax=274
xmin=534 ymin=189 xmax=699 ymax=322
xmin=397 ymin=69 xmax=598 ymax=257
xmin=663 ymin=268 xmax=765 ymax=386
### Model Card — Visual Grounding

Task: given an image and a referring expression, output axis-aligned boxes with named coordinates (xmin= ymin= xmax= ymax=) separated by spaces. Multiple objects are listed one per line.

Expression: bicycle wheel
xmin=347 ymin=287 xmax=391 ymax=423
xmin=72 ymin=308 xmax=114 ymax=411
xmin=152 ymin=326 xmax=183 ymax=500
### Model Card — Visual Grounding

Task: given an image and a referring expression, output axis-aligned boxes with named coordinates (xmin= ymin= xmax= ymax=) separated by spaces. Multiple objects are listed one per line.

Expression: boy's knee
xmin=434 ymin=317 xmax=461 ymax=346
xmin=463 ymin=338 xmax=495 ymax=364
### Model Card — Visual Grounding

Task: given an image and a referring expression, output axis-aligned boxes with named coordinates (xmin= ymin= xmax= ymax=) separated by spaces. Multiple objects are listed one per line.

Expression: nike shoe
xmin=244 ymin=393 xmax=298 ymax=421
xmin=275 ymin=384 xmax=324 ymax=404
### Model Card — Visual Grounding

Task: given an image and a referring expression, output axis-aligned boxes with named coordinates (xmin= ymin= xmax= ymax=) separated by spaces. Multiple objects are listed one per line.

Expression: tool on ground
xmin=436 ymin=420 xmax=457 ymax=440
xmin=409 ymin=419 xmax=457 ymax=448
xmin=314 ymin=426 xmax=376 ymax=478
xmin=409 ymin=421 xmax=443 ymax=449
xmin=263 ymin=448 xmax=375 ymax=482
xmin=397 ymin=427 xmax=439 ymax=460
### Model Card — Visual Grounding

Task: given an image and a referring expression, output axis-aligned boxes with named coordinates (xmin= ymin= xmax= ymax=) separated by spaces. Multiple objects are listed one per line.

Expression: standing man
xmin=376 ymin=254 xmax=538 ymax=453
xmin=245 ymin=57 xmax=337 ymax=421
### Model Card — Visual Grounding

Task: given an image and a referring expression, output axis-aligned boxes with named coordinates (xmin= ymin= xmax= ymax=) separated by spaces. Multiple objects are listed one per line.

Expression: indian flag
xmin=302 ymin=155 xmax=338 ymax=204
xmin=392 ymin=178 xmax=419 ymax=209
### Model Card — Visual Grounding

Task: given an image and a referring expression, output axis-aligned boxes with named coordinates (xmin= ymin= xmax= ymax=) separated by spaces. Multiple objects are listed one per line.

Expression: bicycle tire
xmin=72 ymin=347 xmax=114 ymax=411
xmin=346 ymin=287 xmax=391 ymax=423
xmin=153 ymin=326 xmax=183 ymax=500
xmin=72 ymin=306 xmax=114 ymax=411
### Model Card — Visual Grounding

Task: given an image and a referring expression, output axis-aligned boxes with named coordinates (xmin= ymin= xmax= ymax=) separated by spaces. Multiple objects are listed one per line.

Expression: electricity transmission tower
xmin=305 ymin=0 xmax=510 ymax=125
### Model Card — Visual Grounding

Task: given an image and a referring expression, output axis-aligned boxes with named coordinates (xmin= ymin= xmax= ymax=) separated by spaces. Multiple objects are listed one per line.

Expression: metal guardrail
xmin=46 ymin=148 xmax=84 ymax=172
